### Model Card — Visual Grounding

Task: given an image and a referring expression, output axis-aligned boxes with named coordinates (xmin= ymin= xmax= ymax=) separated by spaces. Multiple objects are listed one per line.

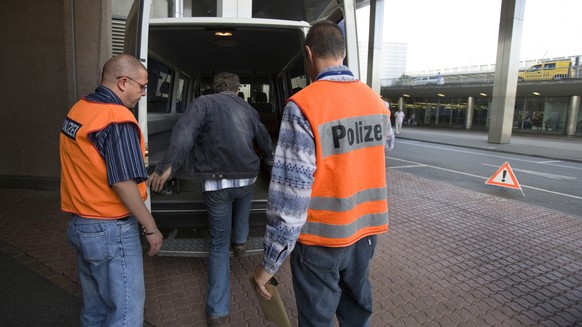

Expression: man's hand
xmin=148 ymin=166 xmax=172 ymax=193
xmin=253 ymin=266 xmax=275 ymax=300
xmin=144 ymin=230 xmax=163 ymax=256
xmin=110 ymin=180 xmax=164 ymax=256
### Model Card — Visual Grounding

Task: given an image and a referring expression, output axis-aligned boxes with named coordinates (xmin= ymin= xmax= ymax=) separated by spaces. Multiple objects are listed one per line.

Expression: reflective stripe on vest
xmin=291 ymin=80 xmax=389 ymax=247
xmin=308 ymin=187 xmax=387 ymax=212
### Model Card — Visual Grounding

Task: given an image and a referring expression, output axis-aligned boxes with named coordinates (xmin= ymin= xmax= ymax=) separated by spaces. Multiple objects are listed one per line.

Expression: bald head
xmin=100 ymin=54 xmax=148 ymax=109
xmin=101 ymin=54 xmax=146 ymax=86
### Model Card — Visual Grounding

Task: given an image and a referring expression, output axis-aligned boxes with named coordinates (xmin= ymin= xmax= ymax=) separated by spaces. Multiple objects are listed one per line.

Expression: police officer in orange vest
xmin=60 ymin=54 xmax=163 ymax=326
xmin=253 ymin=20 xmax=394 ymax=326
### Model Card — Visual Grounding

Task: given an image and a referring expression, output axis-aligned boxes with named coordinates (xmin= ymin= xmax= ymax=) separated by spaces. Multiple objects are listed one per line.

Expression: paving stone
xmin=2 ymin=168 xmax=582 ymax=326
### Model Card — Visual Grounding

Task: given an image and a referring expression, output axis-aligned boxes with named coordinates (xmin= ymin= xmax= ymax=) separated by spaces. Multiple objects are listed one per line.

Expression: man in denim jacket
xmin=149 ymin=72 xmax=272 ymax=326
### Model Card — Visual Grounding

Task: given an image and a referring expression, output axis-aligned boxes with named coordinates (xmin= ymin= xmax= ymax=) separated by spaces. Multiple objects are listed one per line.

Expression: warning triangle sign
xmin=485 ymin=162 xmax=521 ymax=190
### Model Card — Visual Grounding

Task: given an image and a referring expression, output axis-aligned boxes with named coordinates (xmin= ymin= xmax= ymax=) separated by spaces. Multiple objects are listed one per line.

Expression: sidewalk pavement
xmin=0 ymin=128 xmax=581 ymax=326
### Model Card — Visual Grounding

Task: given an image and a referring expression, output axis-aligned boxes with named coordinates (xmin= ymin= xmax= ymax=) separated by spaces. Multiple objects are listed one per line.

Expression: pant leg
xmin=203 ymin=189 xmax=233 ymax=319
xmin=335 ymin=236 xmax=376 ymax=327
xmin=291 ymin=242 xmax=343 ymax=327
xmin=67 ymin=215 xmax=145 ymax=327
xmin=107 ymin=217 xmax=145 ymax=327
xmin=230 ymin=184 xmax=253 ymax=244
xmin=68 ymin=217 xmax=107 ymax=326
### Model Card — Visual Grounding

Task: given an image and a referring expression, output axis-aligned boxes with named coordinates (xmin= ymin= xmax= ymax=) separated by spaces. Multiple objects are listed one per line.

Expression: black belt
xmin=118 ymin=217 xmax=130 ymax=221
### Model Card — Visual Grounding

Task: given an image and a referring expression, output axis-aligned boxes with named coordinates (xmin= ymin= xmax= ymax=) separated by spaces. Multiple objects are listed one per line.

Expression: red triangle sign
xmin=485 ymin=162 xmax=521 ymax=190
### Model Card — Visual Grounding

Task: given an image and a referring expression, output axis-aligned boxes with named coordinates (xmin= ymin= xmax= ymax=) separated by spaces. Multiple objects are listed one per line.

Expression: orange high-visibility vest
xmin=60 ymin=100 xmax=147 ymax=219
xmin=291 ymin=80 xmax=390 ymax=247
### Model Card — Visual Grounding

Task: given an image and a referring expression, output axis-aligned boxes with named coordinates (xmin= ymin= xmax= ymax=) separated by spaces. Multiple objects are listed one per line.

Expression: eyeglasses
xmin=117 ymin=76 xmax=148 ymax=91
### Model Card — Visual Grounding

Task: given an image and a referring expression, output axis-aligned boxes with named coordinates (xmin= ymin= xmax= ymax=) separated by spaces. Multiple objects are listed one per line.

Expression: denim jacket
xmin=155 ymin=91 xmax=272 ymax=179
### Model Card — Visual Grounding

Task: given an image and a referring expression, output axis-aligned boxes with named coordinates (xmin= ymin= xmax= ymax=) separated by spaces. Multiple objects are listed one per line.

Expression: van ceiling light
xmin=437 ymin=93 xmax=445 ymax=97
xmin=403 ymin=94 xmax=410 ymax=97
xmin=215 ymin=31 xmax=233 ymax=37
xmin=532 ymin=91 xmax=541 ymax=96
xmin=480 ymin=93 xmax=487 ymax=96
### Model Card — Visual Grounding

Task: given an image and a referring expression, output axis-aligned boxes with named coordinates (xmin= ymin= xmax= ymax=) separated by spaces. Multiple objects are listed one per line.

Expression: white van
xmin=413 ymin=75 xmax=444 ymax=86
xmin=124 ymin=0 xmax=365 ymax=256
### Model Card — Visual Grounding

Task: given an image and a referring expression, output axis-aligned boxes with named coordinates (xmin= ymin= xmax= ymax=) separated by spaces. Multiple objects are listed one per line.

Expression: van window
xmin=148 ymin=59 xmax=173 ymax=113
xmin=528 ymin=64 xmax=542 ymax=72
xmin=176 ymin=75 xmax=189 ymax=113
xmin=544 ymin=63 xmax=556 ymax=70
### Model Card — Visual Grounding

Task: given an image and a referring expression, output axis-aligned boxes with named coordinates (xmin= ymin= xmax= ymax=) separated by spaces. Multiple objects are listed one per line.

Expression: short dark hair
xmin=304 ymin=20 xmax=346 ymax=59
xmin=213 ymin=72 xmax=240 ymax=93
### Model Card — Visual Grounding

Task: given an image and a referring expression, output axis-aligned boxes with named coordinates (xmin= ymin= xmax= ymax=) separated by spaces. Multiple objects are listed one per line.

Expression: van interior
xmin=125 ymin=0 xmax=364 ymax=256
xmin=141 ymin=18 xmax=310 ymax=254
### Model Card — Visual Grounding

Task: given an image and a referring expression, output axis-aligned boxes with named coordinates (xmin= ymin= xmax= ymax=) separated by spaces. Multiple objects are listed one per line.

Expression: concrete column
xmin=435 ymin=98 xmax=440 ymax=125
xmin=465 ymin=96 xmax=474 ymax=129
xmin=398 ymin=97 xmax=404 ymax=111
xmin=565 ymin=95 xmax=580 ymax=135
xmin=424 ymin=100 xmax=430 ymax=124
xmin=488 ymin=0 xmax=525 ymax=144
xmin=68 ymin=0 xmax=111 ymax=99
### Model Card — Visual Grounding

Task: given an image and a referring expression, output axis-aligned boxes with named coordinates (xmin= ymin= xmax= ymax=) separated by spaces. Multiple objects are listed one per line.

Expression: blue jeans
xmin=291 ymin=235 xmax=377 ymax=327
xmin=203 ymin=184 xmax=253 ymax=319
xmin=67 ymin=215 xmax=145 ymax=327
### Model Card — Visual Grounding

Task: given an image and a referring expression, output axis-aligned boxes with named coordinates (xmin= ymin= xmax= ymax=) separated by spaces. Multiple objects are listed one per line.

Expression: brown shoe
xmin=207 ymin=316 xmax=227 ymax=326
xmin=232 ymin=241 xmax=249 ymax=257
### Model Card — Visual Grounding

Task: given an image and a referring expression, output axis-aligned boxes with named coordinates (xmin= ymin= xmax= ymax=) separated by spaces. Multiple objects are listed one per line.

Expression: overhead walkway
xmin=382 ymin=71 xmax=582 ymax=98
xmin=381 ymin=71 xmax=582 ymax=137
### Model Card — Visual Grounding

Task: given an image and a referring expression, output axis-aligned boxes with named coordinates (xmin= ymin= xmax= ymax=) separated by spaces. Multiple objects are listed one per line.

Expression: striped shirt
xmin=85 ymin=86 xmax=148 ymax=186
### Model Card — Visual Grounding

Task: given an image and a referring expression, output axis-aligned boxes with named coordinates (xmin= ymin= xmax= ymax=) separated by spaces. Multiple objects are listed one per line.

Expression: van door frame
xmin=125 ymin=0 xmax=151 ymax=206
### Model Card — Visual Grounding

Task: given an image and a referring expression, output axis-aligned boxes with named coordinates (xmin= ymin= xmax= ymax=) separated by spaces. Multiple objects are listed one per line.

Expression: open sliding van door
xmin=124 ymin=0 xmax=152 ymax=207
xmin=313 ymin=0 xmax=360 ymax=80
xmin=124 ymin=0 xmax=151 ymax=164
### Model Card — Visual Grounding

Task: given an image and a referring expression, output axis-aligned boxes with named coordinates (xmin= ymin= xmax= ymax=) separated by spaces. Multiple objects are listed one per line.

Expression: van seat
xmin=252 ymin=92 xmax=272 ymax=113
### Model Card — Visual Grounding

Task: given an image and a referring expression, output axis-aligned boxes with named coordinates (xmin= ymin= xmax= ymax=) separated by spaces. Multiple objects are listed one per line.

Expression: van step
xmin=157 ymin=236 xmax=264 ymax=257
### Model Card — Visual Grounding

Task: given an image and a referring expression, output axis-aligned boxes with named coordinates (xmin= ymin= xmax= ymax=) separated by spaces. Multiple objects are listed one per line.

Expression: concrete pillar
xmin=398 ymin=97 xmax=404 ymax=111
xmin=565 ymin=95 xmax=580 ymax=135
xmin=465 ymin=96 xmax=474 ymax=129
xmin=0 ymin=0 xmax=110 ymax=183
xmin=69 ymin=0 xmax=111 ymax=99
xmin=435 ymin=98 xmax=440 ymax=125
xmin=424 ymin=101 xmax=430 ymax=125
xmin=488 ymin=0 xmax=525 ymax=144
